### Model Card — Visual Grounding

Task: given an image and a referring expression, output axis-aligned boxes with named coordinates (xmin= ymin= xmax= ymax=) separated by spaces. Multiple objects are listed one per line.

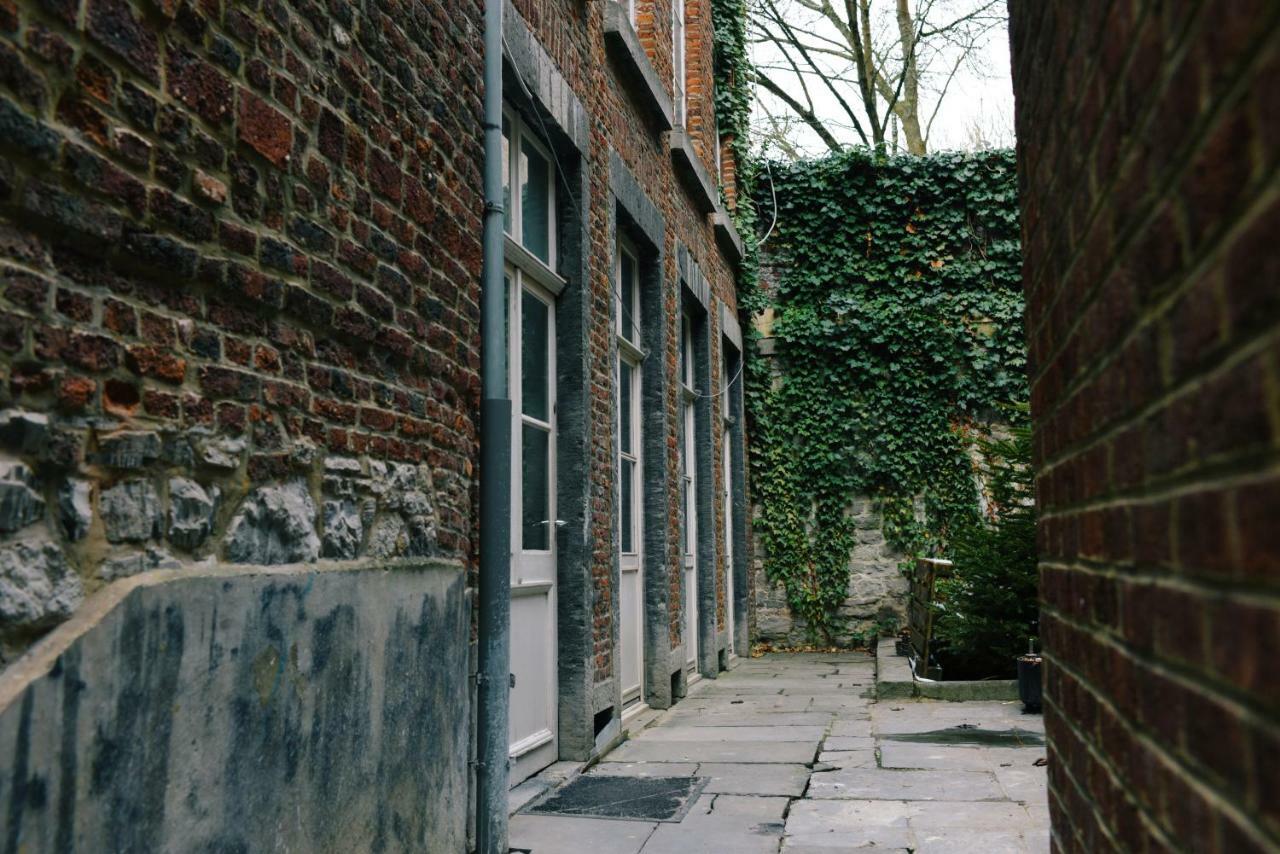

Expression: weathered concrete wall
xmin=0 ymin=560 xmax=469 ymax=853
xmin=753 ymin=497 xmax=907 ymax=648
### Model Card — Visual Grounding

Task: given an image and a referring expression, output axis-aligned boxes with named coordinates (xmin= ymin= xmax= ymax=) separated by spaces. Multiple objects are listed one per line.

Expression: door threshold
xmin=621 ymin=700 xmax=650 ymax=725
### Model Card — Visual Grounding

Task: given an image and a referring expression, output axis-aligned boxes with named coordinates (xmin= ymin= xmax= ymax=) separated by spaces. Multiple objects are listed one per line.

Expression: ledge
xmin=670 ymin=130 xmax=718 ymax=214
xmin=712 ymin=205 xmax=744 ymax=268
xmin=875 ymin=637 xmax=1018 ymax=702
xmin=603 ymin=2 xmax=674 ymax=132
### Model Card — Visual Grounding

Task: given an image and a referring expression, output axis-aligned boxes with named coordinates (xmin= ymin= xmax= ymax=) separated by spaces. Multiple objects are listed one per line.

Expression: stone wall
xmin=0 ymin=561 xmax=469 ymax=852
xmin=1009 ymin=1 xmax=1279 ymax=851
xmin=0 ymin=1 xmax=479 ymax=848
xmin=753 ymin=497 xmax=907 ymax=647
xmin=0 ymin=0 xmax=482 ymax=663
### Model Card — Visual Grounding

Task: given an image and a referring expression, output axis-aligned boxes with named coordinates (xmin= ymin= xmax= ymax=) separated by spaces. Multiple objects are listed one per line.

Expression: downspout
xmin=476 ymin=0 xmax=511 ymax=847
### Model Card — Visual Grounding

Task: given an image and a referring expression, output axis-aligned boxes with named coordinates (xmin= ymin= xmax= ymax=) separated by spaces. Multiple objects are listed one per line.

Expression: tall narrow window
xmin=503 ymin=108 xmax=557 ymax=270
xmin=673 ymin=0 xmax=687 ymax=127
xmin=617 ymin=236 xmax=646 ymax=710
xmin=680 ymin=313 xmax=698 ymax=674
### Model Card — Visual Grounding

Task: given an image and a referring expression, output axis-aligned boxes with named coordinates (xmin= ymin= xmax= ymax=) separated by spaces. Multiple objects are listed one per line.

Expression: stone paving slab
xmin=508 ymin=654 xmax=1048 ymax=853
xmin=878 ymin=741 xmax=994 ymax=771
xmin=785 ymin=799 xmax=1042 ymax=849
xmin=661 ymin=710 xmax=836 ymax=727
xmin=607 ymin=739 xmax=819 ymax=764
xmin=815 ymin=749 xmax=877 ymax=769
xmin=828 ymin=720 xmax=875 ymax=737
xmin=639 ymin=794 xmax=787 ymax=854
xmin=590 ymin=761 xmax=700 ymax=778
xmin=698 ymin=762 xmax=810 ymax=796
xmin=509 ymin=814 xmax=655 ymax=854
xmin=630 ymin=724 xmax=829 ymax=742
xmin=807 ymin=767 xmax=1006 ymax=801
xmin=822 ymin=735 xmax=875 ymax=750
xmin=871 ymin=700 xmax=1042 ymax=734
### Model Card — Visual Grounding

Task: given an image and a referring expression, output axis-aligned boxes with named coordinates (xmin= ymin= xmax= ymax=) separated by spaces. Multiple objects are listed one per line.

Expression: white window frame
xmin=616 ymin=237 xmax=644 ymax=557
xmin=503 ymin=107 xmax=559 ymax=275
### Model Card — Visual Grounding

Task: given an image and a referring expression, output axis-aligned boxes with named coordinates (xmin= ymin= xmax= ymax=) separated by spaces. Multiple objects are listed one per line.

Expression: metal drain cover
xmin=523 ymin=775 xmax=709 ymax=823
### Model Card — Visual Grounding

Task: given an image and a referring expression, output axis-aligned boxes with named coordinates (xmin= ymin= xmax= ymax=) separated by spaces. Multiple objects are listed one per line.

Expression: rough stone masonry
xmin=0 ymin=0 xmax=485 ymax=668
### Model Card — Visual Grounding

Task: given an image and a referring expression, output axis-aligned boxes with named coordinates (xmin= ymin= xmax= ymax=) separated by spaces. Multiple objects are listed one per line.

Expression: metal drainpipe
xmin=476 ymin=0 xmax=511 ymax=847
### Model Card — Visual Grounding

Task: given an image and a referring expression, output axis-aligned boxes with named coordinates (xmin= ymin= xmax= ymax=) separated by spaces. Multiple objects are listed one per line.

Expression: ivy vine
xmin=746 ymin=148 xmax=1026 ymax=643
xmin=710 ymin=0 xmax=756 ymax=245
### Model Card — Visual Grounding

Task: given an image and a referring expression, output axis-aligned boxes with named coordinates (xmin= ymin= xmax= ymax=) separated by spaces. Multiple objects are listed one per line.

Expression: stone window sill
xmin=670 ymin=130 xmax=718 ymax=215
xmin=712 ymin=205 xmax=744 ymax=268
xmin=603 ymin=3 xmax=674 ymax=132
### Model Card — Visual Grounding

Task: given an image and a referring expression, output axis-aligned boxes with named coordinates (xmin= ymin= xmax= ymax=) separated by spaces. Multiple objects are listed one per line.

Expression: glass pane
xmin=620 ymin=251 xmax=638 ymax=342
xmin=682 ymin=477 xmax=692 ymax=555
xmin=619 ymin=361 xmax=632 ymax=454
xmin=522 ymin=424 xmax=550 ymax=550
xmin=620 ymin=459 xmax=633 ymax=553
xmin=501 ymin=273 xmax=512 ymax=397
xmin=522 ymin=290 xmax=549 ymax=421
xmin=502 ymin=117 xmax=512 ymax=236
xmin=521 ymin=139 xmax=552 ymax=264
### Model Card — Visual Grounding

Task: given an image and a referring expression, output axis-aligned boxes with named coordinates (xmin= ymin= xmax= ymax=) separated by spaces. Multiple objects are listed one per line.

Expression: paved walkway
xmin=510 ymin=652 xmax=1049 ymax=853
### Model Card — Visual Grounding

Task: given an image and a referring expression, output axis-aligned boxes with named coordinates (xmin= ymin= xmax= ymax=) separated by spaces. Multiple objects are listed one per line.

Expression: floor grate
xmin=521 ymin=775 xmax=709 ymax=823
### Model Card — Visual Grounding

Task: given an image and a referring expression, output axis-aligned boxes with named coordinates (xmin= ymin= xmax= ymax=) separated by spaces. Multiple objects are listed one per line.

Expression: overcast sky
xmin=749 ymin=0 xmax=1016 ymax=159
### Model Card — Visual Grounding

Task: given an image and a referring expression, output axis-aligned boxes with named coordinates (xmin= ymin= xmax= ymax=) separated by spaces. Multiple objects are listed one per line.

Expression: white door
xmin=721 ymin=356 xmax=736 ymax=658
xmin=617 ymin=242 xmax=645 ymax=713
xmin=681 ymin=317 xmax=699 ymax=678
xmin=509 ymin=273 xmax=558 ymax=784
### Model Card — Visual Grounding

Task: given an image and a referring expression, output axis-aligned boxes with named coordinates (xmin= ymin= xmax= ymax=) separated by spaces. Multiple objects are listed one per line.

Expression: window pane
xmin=501 ymin=273 xmax=512 ymax=397
xmin=502 ymin=116 xmax=512 ymax=236
xmin=620 ymin=459 xmax=633 ymax=553
xmin=619 ymin=360 xmax=632 ymax=454
xmin=521 ymin=139 xmax=552 ymax=264
xmin=521 ymin=290 xmax=549 ymax=421
xmin=685 ymin=477 xmax=695 ymax=555
xmin=522 ymin=424 xmax=550 ymax=550
xmin=682 ymin=320 xmax=692 ymax=386
xmin=620 ymin=251 xmax=638 ymax=342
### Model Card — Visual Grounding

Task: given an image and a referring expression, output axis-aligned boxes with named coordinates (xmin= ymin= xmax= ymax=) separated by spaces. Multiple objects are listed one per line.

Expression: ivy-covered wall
xmin=747 ymin=148 xmax=1026 ymax=645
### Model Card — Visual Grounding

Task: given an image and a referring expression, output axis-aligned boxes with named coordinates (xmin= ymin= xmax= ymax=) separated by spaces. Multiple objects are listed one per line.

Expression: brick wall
xmin=0 ymin=0 xmax=483 ymax=666
xmin=513 ymin=0 xmax=742 ymax=691
xmin=1009 ymin=2 xmax=1280 ymax=851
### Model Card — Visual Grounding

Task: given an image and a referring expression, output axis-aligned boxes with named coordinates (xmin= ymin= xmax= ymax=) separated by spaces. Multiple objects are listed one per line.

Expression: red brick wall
xmin=511 ymin=0 xmax=740 ymax=685
xmin=1009 ymin=2 xmax=1280 ymax=850
xmin=0 ymin=0 xmax=483 ymax=664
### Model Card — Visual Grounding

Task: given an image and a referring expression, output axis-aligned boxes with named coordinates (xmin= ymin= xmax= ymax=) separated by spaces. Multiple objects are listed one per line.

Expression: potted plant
xmin=1017 ymin=638 xmax=1042 ymax=713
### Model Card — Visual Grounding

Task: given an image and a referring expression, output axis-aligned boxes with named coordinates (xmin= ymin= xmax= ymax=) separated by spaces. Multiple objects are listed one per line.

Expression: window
xmin=503 ymin=109 xmax=557 ymax=269
xmin=680 ymin=314 xmax=696 ymax=558
xmin=616 ymin=238 xmax=643 ymax=556
xmin=673 ymin=0 xmax=687 ymax=127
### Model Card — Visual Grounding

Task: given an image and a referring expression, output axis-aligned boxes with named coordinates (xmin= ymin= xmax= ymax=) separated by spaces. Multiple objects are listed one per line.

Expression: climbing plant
xmin=710 ymin=0 xmax=757 ymax=262
xmin=746 ymin=148 xmax=1026 ymax=643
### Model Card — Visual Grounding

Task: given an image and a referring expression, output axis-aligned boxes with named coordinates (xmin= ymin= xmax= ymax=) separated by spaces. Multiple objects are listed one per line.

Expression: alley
xmin=509 ymin=653 xmax=1049 ymax=853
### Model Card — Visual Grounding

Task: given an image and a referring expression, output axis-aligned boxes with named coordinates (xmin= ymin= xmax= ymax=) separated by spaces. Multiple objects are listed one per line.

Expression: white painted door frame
xmin=508 ymin=270 xmax=559 ymax=784
xmin=681 ymin=315 xmax=699 ymax=680
xmin=721 ymin=356 xmax=736 ymax=659
xmin=617 ymin=239 xmax=646 ymax=715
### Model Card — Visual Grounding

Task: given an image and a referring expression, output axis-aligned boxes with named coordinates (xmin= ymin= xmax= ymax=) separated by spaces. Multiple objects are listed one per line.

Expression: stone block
xmin=0 ymin=539 xmax=82 ymax=626
xmin=225 ymin=479 xmax=319 ymax=565
xmin=101 ymin=479 xmax=161 ymax=543
xmin=168 ymin=477 xmax=217 ymax=550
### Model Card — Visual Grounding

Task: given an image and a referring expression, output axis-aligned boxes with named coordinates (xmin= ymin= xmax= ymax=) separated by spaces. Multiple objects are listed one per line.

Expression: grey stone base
xmin=0 ymin=559 xmax=470 ymax=853
xmin=875 ymin=639 xmax=1018 ymax=702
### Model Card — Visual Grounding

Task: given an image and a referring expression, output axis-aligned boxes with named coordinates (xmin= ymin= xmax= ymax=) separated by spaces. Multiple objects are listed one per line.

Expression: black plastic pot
xmin=1017 ymin=655 xmax=1043 ymax=713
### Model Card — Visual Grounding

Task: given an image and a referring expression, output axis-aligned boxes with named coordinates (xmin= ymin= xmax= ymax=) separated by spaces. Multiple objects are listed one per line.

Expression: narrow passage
xmin=509 ymin=652 xmax=1049 ymax=853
